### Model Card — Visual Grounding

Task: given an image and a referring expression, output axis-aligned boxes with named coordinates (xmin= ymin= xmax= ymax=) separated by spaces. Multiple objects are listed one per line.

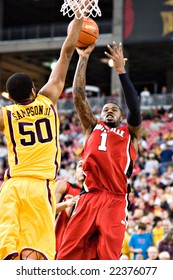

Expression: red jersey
xmin=55 ymin=182 xmax=81 ymax=255
xmin=81 ymin=121 xmax=137 ymax=194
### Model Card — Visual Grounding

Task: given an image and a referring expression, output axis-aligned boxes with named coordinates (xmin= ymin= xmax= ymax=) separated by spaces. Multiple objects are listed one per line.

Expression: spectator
xmin=146 ymin=246 xmax=159 ymax=260
xmin=159 ymin=251 xmax=171 ymax=260
xmin=152 ymin=217 xmax=165 ymax=247
xmin=144 ymin=153 xmax=159 ymax=176
xmin=129 ymin=222 xmax=153 ymax=260
xmin=140 ymin=87 xmax=151 ymax=106
xmin=120 ymin=254 xmax=129 ymax=260
xmin=136 ymin=253 xmax=144 ymax=260
xmin=162 ymin=219 xmax=172 ymax=237
xmin=137 ymin=156 xmax=145 ymax=170
xmin=121 ymin=230 xmax=131 ymax=260
xmin=158 ymin=229 xmax=173 ymax=259
xmin=156 ymin=132 xmax=165 ymax=146
xmin=164 ymin=129 xmax=173 ymax=141
xmin=153 ymin=198 xmax=164 ymax=217
xmin=140 ymin=215 xmax=153 ymax=236
xmin=160 ymin=85 xmax=168 ymax=94
xmin=159 ymin=143 xmax=173 ymax=163
xmin=149 ymin=116 xmax=163 ymax=131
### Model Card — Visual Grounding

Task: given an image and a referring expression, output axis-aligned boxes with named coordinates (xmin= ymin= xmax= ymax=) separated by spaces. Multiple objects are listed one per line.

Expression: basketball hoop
xmin=61 ymin=0 xmax=101 ymax=19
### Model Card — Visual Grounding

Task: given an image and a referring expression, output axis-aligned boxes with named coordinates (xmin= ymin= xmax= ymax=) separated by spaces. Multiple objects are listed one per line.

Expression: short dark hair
xmin=138 ymin=222 xmax=147 ymax=231
xmin=6 ymin=72 xmax=33 ymax=102
xmin=102 ymin=102 xmax=123 ymax=114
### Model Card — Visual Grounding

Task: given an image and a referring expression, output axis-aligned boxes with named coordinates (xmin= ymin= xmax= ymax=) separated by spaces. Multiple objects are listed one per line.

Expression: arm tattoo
xmin=73 ymin=56 xmax=88 ymax=97
xmin=73 ymin=55 xmax=97 ymax=132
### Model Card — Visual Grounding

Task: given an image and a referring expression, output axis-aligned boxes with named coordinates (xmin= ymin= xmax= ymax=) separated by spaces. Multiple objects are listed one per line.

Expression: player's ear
xmin=120 ymin=115 xmax=123 ymax=123
xmin=31 ymin=87 xmax=36 ymax=98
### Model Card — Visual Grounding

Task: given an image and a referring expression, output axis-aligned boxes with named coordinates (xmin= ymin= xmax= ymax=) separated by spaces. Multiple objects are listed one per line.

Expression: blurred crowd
xmin=0 ymin=92 xmax=173 ymax=260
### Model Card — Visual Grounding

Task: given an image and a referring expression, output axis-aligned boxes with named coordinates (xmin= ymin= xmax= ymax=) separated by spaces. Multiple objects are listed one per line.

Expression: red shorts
xmin=55 ymin=211 xmax=69 ymax=257
xmin=58 ymin=189 xmax=128 ymax=260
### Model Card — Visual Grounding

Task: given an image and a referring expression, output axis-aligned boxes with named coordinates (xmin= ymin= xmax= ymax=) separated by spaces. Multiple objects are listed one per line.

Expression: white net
xmin=60 ymin=0 xmax=102 ymax=19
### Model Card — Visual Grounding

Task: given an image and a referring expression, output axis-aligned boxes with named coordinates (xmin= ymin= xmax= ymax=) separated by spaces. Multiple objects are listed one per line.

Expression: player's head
xmin=74 ymin=159 xmax=84 ymax=183
xmin=6 ymin=72 xmax=36 ymax=102
xmin=100 ymin=102 xmax=123 ymax=127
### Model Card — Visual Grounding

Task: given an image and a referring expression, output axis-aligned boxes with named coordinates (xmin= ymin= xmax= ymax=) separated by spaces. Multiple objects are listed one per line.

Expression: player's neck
xmin=16 ymin=98 xmax=34 ymax=105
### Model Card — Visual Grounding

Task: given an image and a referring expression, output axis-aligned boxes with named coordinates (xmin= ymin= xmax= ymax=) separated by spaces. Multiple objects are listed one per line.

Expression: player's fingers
xmin=119 ymin=42 xmax=124 ymax=57
xmin=123 ymin=58 xmax=128 ymax=66
xmin=104 ymin=51 xmax=112 ymax=59
xmin=65 ymin=194 xmax=73 ymax=199
xmin=113 ymin=41 xmax=118 ymax=52
xmin=104 ymin=51 xmax=119 ymax=62
xmin=106 ymin=44 xmax=114 ymax=55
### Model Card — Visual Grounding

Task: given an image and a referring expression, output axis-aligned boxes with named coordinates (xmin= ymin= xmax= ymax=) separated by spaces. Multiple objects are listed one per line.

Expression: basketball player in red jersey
xmin=58 ymin=41 xmax=142 ymax=260
xmin=55 ymin=159 xmax=84 ymax=258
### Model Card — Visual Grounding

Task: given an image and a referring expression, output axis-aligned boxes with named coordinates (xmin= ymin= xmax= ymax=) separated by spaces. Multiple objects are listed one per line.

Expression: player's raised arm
xmin=105 ymin=42 xmax=141 ymax=146
xmin=39 ymin=17 xmax=84 ymax=106
xmin=72 ymin=44 xmax=98 ymax=136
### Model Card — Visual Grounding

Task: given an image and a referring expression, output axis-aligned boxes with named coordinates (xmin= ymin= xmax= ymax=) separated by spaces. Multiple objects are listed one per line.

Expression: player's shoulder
xmin=37 ymin=93 xmax=53 ymax=104
xmin=56 ymin=179 xmax=67 ymax=187
xmin=55 ymin=179 xmax=68 ymax=193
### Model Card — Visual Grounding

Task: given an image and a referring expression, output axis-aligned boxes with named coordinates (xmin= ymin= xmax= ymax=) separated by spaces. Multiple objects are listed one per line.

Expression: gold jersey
xmin=2 ymin=94 xmax=61 ymax=180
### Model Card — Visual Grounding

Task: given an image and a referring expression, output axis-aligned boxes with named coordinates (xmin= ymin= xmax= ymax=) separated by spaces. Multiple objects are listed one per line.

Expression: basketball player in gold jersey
xmin=0 ymin=7 xmax=90 ymax=260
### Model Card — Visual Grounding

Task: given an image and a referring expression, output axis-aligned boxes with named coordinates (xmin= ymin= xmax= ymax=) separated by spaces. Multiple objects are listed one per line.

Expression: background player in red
xmin=58 ymin=41 xmax=142 ymax=260
xmin=55 ymin=159 xmax=84 ymax=258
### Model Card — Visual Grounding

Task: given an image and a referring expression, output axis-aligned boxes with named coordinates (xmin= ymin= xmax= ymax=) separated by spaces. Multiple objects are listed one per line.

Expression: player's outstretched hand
xmin=104 ymin=42 xmax=127 ymax=74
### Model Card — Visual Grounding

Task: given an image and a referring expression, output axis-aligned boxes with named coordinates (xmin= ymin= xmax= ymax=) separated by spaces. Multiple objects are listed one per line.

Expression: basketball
xmin=68 ymin=17 xmax=99 ymax=48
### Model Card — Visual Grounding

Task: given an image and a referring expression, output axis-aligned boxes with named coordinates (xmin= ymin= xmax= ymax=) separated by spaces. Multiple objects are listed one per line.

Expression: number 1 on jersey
xmin=98 ymin=132 xmax=107 ymax=151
